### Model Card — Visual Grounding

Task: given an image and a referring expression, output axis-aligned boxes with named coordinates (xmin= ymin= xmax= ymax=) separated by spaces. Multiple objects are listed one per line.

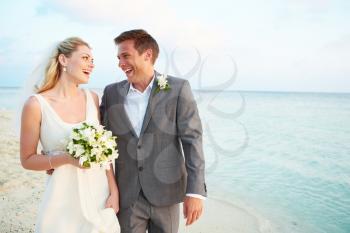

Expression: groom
xmin=100 ymin=29 xmax=207 ymax=233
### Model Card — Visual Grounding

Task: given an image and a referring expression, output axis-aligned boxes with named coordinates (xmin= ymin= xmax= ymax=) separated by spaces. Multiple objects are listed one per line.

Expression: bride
xmin=20 ymin=37 xmax=120 ymax=233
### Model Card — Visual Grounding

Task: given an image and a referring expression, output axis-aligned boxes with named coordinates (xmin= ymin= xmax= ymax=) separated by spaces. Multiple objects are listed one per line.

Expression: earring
xmin=63 ymin=66 xmax=67 ymax=72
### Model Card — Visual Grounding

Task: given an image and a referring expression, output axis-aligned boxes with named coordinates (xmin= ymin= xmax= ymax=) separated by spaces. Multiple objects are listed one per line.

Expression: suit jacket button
xmin=137 ymin=145 xmax=141 ymax=149
xmin=138 ymin=167 xmax=143 ymax=171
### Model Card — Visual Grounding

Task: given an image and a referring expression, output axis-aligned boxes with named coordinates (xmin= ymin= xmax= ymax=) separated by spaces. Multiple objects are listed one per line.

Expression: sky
xmin=0 ymin=0 xmax=349 ymax=92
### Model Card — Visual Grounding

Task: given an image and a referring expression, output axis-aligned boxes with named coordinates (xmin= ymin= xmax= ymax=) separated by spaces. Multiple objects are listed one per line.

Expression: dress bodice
xmin=33 ymin=89 xmax=99 ymax=153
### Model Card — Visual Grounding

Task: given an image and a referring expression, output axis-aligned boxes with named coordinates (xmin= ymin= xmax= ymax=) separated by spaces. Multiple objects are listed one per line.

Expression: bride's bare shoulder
xmin=22 ymin=95 xmax=41 ymax=114
xmin=21 ymin=96 xmax=42 ymax=133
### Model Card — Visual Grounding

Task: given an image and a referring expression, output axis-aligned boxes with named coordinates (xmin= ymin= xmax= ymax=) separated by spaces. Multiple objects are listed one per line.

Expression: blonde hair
xmin=36 ymin=37 xmax=90 ymax=93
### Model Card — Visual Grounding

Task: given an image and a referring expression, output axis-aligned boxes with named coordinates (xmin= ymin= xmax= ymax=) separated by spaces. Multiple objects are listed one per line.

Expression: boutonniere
xmin=155 ymin=74 xmax=171 ymax=93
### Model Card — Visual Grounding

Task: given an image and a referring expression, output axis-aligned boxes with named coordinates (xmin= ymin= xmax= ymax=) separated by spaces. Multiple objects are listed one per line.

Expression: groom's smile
xmin=124 ymin=67 xmax=133 ymax=77
xmin=117 ymin=40 xmax=140 ymax=81
xmin=117 ymin=39 xmax=154 ymax=87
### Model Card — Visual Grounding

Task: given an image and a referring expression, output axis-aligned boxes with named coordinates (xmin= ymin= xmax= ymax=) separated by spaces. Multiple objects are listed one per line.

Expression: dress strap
xmin=84 ymin=89 xmax=94 ymax=105
xmin=83 ymin=89 xmax=99 ymax=123
xmin=32 ymin=94 xmax=46 ymax=115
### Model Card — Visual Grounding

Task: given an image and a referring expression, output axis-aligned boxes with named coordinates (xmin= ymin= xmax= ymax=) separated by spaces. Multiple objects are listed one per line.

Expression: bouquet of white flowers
xmin=66 ymin=122 xmax=118 ymax=170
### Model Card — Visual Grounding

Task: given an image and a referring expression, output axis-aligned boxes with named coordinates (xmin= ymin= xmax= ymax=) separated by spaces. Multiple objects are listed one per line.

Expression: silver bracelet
xmin=48 ymin=156 xmax=53 ymax=169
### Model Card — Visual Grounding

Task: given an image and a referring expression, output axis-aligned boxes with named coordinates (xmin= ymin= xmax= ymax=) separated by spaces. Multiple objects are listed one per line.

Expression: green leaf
xmin=82 ymin=161 xmax=90 ymax=168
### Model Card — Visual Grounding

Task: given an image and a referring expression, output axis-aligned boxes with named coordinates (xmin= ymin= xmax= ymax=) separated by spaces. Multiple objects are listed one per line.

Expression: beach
xmin=2 ymin=89 xmax=350 ymax=233
xmin=0 ymin=110 xmax=264 ymax=233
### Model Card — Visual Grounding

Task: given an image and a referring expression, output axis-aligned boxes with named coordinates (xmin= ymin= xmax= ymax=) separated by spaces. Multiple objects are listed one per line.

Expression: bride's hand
xmin=105 ymin=192 xmax=119 ymax=214
xmin=66 ymin=155 xmax=86 ymax=169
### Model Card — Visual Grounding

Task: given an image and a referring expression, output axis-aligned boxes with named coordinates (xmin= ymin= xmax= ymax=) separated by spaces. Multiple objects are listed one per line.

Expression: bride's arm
xmin=91 ymin=91 xmax=120 ymax=213
xmin=20 ymin=96 xmax=77 ymax=170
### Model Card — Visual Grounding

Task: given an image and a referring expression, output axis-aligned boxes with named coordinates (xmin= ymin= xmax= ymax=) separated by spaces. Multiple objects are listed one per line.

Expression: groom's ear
xmin=143 ymin=48 xmax=153 ymax=63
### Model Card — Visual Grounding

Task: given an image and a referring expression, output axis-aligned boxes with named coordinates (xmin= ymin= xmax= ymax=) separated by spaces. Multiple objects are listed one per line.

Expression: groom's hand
xmin=183 ymin=196 xmax=203 ymax=226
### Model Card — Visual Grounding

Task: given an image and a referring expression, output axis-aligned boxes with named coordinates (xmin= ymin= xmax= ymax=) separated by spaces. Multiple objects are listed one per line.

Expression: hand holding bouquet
xmin=66 ymin=123 xmax=118 ymax=170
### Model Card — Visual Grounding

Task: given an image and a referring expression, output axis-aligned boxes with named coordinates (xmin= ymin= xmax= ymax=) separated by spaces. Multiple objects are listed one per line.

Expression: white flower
xmin=71 ymin=131 xmax=81 ymax=140
xmin=65 ymin=123 xmax=118 ymax=170
xmin=99 ymin=133 xmax=109 ymax=143
xmin=74 ymin=144 xmax=85 ymax=157
xmin=156 ymin=74 xmax=170 ymax=92
xmin=95 ymin=124 xmax=104 ymax=133
xmin=67 ymin=141 xmax=74 ymax=154
xmin=79 ymin=156 xmax=88 ymax=166
xmin=91 ymin=147 xmax=102 ymax=157
xmin=158 ymin=75 xmax=167 ymax=88
xmin=82 ymin=128 xmax=95 ymax=142
xmin=105 ymin=139 xmax=117 ymax=149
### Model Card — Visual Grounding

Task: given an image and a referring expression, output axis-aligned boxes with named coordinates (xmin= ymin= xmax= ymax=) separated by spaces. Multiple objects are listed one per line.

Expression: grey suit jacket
xmin=100 ymin=72 xmax=207 ymax=209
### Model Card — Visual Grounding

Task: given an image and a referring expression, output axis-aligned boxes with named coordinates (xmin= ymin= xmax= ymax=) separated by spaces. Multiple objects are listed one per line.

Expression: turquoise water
xmin=2 ymin=88 xmax=350 ymax=233
xmin=197 ymin=91 xmax=350 ymax=233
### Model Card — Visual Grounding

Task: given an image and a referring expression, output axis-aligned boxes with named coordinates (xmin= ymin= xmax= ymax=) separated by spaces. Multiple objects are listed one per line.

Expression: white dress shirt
xmin=124 ymin=76 xmax=205 ymax=200
xmin=124 ymin=78 xmax=154 ymax=137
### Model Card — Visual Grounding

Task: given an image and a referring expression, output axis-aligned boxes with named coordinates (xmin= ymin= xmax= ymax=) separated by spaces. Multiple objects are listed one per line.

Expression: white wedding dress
xmin=33 ymin=89 xmax=120 ymax=233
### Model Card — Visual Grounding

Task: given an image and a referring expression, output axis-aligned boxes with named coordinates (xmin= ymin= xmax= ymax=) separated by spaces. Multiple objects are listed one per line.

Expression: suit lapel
xmin=139 ymin=72 xmax=161 ymax=138
xmin=118 ymin=81 xmax=138 ymax=137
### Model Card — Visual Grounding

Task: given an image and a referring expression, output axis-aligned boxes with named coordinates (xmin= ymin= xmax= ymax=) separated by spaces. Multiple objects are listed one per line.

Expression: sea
xmin=1 ymin=87 xmax=349 ymax=233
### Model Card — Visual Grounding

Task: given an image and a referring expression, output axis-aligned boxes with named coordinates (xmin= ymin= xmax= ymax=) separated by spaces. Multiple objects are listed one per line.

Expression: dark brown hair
xmin=114 ymin=29 xmax=159 ymax=64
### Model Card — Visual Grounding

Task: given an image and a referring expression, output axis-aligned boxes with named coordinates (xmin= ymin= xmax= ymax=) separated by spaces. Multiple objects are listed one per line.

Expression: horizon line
xmin=0 ymin=86 xmax=349 ymax=95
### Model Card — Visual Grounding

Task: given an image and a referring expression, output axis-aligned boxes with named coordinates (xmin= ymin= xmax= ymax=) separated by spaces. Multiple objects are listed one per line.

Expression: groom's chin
xmin=126 ymin=75 xmax=135 ymax=83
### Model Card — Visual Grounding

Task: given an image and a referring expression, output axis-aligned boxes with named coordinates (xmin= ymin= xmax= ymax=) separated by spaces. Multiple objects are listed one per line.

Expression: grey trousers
xmin=117 ymin=191 xmax=179 ymax=233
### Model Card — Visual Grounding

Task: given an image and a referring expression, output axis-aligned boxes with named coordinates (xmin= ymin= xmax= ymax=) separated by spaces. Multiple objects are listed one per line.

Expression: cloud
xmin=0 ymin=0 xmax=349 ymax=91
xmin=291 ymin=35 xmax=350 ymax=91
xmin=50 ymin=0 xmax=229 ymax=50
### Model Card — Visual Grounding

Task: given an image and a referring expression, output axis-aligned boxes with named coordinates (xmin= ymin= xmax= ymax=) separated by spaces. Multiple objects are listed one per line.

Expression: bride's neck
xmin=52 ymin=76 xmax=80 ymax=98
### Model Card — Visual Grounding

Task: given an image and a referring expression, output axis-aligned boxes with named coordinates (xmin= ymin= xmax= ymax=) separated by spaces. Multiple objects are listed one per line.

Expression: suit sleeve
xmin=176 ymin=80 xmax=207 ymax=197
xmin=100 ymin=86 xmax=108 ymax=129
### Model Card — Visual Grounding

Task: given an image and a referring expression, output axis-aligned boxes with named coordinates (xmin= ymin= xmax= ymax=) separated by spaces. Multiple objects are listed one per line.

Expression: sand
xmin=0 ymin=110 xmax=265 ymax=233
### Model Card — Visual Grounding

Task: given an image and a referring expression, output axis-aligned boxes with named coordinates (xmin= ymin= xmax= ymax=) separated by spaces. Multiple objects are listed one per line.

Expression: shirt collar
xmin=129 ymin=74 xmax=155 ymax=94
